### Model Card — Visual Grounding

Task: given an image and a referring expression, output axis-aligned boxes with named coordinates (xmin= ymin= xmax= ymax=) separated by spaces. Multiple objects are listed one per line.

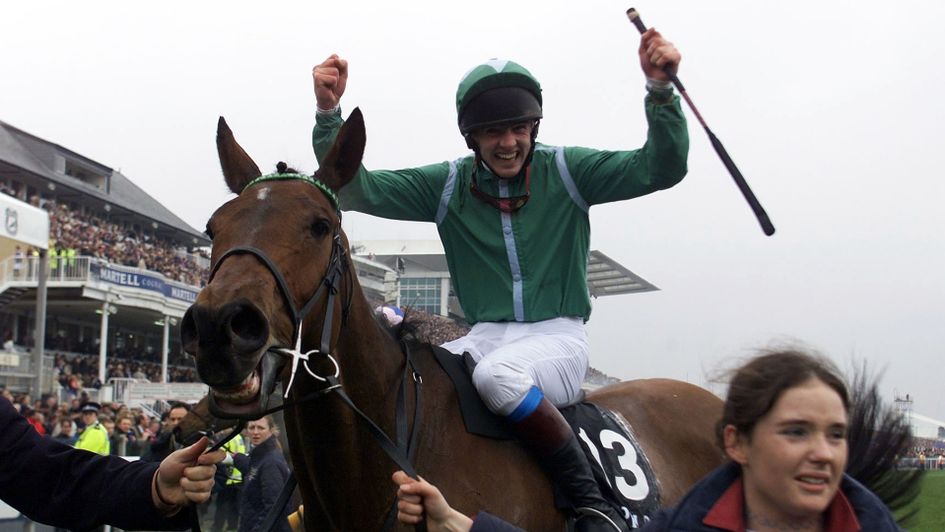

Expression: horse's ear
xmin=316 ymin=107 xmax=366 ymax=191
xmin=217 ymin=117 xmax=262 ymax=194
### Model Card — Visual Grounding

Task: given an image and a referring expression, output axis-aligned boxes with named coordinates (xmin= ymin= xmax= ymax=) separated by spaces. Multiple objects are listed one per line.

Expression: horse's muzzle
xmin=181 ymin=299 xmax=270 ymax=387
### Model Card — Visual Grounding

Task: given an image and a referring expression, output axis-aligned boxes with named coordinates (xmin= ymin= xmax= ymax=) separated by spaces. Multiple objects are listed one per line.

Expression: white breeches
xmin=441 ymin=317 xmax=589 ymax=416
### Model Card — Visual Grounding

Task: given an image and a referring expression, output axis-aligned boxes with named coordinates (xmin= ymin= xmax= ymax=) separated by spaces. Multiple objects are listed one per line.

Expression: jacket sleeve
xmin=312 ymin=109 xmax=449 ymax=221
xmin=566 ymin=94 xmax=689 ymax=206
xmin=469 ymin=511 xmax=526 ymax=532
xmin=0 ymin=398 xmax=190 ymax=531
xmin=232 ymin=452 xmax=251 ymax=474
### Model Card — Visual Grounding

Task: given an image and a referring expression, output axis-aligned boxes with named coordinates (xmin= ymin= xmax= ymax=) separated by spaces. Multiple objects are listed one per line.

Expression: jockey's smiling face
xmin=472 ymin=121 xmax=534 ymax=179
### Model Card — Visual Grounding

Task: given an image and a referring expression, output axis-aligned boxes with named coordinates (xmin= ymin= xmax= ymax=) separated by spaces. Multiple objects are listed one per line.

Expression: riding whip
xmin=627 ymin=7 xmax=775 ymax=236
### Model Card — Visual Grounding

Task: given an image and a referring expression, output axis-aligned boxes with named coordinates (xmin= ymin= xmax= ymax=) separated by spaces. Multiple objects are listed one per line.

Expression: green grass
xmin=899 ymin=470 xmax=945 ymax=531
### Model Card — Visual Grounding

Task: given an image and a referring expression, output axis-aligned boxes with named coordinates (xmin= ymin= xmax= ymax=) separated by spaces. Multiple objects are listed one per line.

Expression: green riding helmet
xmin=456 ymin=59 xmax=543 ymax=136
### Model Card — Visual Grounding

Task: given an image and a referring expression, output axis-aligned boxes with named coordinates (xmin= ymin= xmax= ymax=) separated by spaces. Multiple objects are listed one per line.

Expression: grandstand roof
xmin=352 ymin=240 xmax=659 ymax=297
xmin=0 ymin=120 xmax=209 ymax=247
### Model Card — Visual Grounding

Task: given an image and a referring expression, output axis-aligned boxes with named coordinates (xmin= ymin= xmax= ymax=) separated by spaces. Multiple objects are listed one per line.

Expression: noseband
xmin=206 ymin=172 xmax=351 ymax=396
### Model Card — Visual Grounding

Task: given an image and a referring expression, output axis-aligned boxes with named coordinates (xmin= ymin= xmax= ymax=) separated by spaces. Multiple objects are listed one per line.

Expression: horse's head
xmin=181 ymin=109 xmax=365 ymax=418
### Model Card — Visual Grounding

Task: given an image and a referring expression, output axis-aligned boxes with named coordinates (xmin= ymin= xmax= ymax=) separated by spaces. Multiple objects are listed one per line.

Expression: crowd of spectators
xmin=1 ymin=386 xmax=185 ymax=458
xmin=1 ymin=186 xmax=209 ymax=287
xmin=900 ymin=438 xmax=945 ymax=470
xmin=51 ymin=351 xmax=199 ymax=394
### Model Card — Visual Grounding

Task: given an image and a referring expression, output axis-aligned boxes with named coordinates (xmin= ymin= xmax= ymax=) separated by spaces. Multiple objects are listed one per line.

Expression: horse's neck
xmin=301 ymin=288 xmax=404 ymax=421
xmin=338 ymin=303 xmax=405 ymax=399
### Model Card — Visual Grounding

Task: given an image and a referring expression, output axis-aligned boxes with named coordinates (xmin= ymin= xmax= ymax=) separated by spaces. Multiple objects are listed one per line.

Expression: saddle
xmin=432 ymin=346 xmax=662 ymax=528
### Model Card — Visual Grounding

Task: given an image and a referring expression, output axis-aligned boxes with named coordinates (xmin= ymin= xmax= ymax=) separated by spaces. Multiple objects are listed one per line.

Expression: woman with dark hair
xmin=639 ymin=348 xmax=906 ymax=531
xmin=393 ymin=348 xmax=916 ymax=531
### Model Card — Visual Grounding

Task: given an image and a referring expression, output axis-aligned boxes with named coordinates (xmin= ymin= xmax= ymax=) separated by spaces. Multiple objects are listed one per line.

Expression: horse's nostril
xmin=227 ymin=303 xmax=269 ymax=352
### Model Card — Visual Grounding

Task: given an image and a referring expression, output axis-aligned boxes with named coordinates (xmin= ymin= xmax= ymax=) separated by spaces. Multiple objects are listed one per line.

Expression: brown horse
xmin=182 ymin=109 xmax=725 ymax=530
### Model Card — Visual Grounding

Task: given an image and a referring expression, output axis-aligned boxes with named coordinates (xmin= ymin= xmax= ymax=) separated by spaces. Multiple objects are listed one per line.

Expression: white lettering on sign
xmin=100 ymin=269 xmax=142 ymax=287
xmin=170 ymin=286 xmax=197 ymax=302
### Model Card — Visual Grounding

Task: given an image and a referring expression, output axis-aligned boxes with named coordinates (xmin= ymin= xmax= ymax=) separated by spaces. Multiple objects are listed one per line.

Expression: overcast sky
xmin=3 ymin=1 xmax=944 ymax=435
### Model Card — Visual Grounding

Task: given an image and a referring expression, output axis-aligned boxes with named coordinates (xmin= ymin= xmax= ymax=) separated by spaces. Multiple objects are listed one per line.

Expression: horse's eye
xmin=310 ymin=219 xmax=331 ymax=237
xmin=204 ymin=222 xmax=214 ymax=240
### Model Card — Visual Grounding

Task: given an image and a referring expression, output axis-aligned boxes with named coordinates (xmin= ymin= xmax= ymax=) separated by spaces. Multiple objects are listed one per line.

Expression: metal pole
xmin=98 ymin=299 xmax=109 ymax=385
xmin=31 ymin=250 xmax=48 ymax=398
xmin=161 ymin=316 xmax=170 ymax=383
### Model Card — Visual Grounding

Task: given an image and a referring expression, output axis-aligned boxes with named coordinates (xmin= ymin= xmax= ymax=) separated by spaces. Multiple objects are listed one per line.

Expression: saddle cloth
xmin=432 ymin=346 xmax=661 ymax=528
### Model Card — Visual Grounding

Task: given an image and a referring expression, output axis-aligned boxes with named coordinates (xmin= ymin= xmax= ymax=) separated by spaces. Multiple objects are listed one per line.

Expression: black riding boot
xmin=512 ymin=397 xmax=630 ymax=532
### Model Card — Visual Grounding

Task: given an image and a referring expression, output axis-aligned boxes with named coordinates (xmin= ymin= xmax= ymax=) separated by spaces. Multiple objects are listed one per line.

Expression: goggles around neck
xmin=470 ymin=165 xmax=531 ymax=213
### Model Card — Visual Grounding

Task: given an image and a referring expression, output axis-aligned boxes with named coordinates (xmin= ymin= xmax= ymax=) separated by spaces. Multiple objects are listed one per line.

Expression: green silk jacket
xmin=313 ymin=95 xmax=688 ymax=324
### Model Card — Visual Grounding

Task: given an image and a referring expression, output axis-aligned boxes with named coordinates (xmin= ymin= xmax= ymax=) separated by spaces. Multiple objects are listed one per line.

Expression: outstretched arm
xmin=0 ymin=397 xmax=220 ymax=530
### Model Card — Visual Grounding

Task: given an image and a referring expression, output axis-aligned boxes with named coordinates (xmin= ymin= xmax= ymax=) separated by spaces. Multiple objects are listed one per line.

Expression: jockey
xmin=313 ymin=29 xmax=687 ymax=531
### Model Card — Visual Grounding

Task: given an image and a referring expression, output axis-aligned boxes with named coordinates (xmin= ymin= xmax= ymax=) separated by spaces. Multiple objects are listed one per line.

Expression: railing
xmin=0 ymin=255 xmax=204 ymax=308
xmin=897 ymin=457 xmax=945 ymax=470
xmin=0 ymin=255 xmax=92 ymax=284
xmin=175 ymin=248 xmax=210 ymax=269
xmin=0 ymin=254 xmax=206 ymax=289
xmin=0 ymin=351 xmax=55 ymax=393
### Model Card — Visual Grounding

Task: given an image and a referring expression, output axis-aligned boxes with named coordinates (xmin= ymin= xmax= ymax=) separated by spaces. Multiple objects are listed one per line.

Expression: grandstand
xmin=0 ymin=119 xmax=209 ymax=405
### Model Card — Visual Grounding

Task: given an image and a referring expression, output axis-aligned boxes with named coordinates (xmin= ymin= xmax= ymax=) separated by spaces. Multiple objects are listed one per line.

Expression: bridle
xmin=208 ymin=233 xmax=351 ymax=398
xmin=207 ymin=172 xmax=352 ymax=398
xmin=201 ymin=173 xmax=426 ymax=531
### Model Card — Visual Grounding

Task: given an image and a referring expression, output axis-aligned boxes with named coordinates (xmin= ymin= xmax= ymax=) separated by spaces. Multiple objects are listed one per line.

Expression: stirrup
xmin=573 ymin=507 xmax=625 ymax=532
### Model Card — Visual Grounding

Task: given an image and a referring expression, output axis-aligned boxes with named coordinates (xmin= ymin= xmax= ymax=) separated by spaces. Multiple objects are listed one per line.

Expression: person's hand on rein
xmin=392 ymin=470 xmax=473 ymax=532
xmin=153 ymin=436 xmax=226 ymax=512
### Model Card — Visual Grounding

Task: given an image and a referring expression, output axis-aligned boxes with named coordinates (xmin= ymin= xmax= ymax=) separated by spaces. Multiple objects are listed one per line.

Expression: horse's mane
xmin=369 ymin=305 xmax=471 ymax=350
xmin=276 ymin=161 xmax=301 ymax=174
xmin=845 ymin=363 xmax=923 ymax=525
xmin=372 ymin=307 xmax=434 ymax=344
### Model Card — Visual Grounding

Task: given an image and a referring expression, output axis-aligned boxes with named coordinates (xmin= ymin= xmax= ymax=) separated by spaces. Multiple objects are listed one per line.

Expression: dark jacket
xmin=142 ymin=430 xmax=178 ymax=462
xmin=470 ymin=511 xmax=525 ymax=531
xmin=0 ymin=396 xmax=190 ymax=531
xmin=642 ymin=462 xmax=901 ymax=531
xmin=233 ymin=436 xmax=291 ymax=532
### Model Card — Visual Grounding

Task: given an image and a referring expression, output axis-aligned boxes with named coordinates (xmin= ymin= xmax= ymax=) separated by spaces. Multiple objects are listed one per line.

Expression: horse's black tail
xmin=845 ymin=363 xmax=923 ymax=525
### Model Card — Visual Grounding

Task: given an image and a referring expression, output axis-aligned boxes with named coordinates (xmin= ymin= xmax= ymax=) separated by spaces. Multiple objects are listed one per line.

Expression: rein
xmin=203 ymin=173 xmax=425 ymax=531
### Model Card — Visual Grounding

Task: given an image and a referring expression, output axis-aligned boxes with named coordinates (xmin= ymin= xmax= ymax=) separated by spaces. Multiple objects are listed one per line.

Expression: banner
xmin=90 ymin=261 xmax=200 ymax=302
